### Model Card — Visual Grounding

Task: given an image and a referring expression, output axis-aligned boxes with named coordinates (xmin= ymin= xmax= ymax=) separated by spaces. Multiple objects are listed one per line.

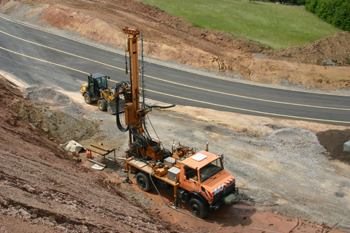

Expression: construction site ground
xmin=1 ymin=0 xmax=350 ymax=232
xmin=1 ymin=74 xmax=350 ymax=233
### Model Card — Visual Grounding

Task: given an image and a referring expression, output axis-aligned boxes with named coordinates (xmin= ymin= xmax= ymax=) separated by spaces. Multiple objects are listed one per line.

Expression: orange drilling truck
xmin=116 ymin=27 xmax=239 ymax=218
xmin=126 ymin=146 xmax=239 ymax=218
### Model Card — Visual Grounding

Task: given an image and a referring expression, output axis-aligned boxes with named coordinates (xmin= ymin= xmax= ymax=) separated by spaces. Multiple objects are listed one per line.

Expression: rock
xmin=55 ymin=225 xmax=67 ymax=231
xmin=44 ymin=220 xmax=55 ymax=227
xmin=31 ymin=208 xmax=38 ymax=219
xmin=24 ymin=184 xmax=36 ymax=193
xmin=8 ymin=208 xmax=19 ymax=216
xmin=323 ymin=59 xmax=338 ymax=67
xmin=344 ymin=140 xmax=350 ymax=153
xmin=49 ymin=215 xmax=57 ymax=224
xmin=252 ymin=53 xmax=269 ymax=59
xmin=19 ymin=208 xmax=31 ymax=219
xmin=0 ymin=196 xmax=8 ymax=206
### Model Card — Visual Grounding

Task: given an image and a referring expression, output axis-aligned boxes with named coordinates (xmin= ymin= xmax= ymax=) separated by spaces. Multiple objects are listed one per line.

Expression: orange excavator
xmin=115 ymin=27 xmax=239 ymax=218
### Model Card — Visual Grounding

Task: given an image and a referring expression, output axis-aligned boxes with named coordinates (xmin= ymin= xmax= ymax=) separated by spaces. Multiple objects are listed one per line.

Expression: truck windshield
xmin=199 ymin=158 xmax=223 ymax=182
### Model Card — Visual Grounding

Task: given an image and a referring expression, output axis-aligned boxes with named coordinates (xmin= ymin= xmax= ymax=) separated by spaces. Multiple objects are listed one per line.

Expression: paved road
xmin=0 ymin=14 xmax=350 ymax=125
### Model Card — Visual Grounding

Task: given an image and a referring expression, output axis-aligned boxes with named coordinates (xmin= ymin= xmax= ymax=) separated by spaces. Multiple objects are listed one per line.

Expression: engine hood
xmin=202 ymin=170 xmax=235 ymax=195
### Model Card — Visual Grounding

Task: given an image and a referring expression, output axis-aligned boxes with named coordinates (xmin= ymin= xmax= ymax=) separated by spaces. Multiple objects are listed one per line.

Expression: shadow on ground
xmin=317 ymin=129 xmax=350 ymax=165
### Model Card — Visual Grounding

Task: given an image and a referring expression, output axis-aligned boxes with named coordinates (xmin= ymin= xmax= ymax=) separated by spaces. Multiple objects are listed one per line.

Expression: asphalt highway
xmin=0 ymin=14 xmax=350 ymax=125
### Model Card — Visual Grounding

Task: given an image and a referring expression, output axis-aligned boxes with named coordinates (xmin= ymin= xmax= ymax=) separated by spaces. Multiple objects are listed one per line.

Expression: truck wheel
xmin=136 ymin=172 xmax=152 ymax=192
xmin=189 ymin=198 xmax=208 ymax=219
xmin=84 ymin=93 xmax=92 ymax=104
xmin=97 ymin=99 xmax=107 ymax=111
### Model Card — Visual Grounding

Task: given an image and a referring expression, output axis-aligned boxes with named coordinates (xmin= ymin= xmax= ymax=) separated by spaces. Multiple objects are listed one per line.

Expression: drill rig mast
xmin=115 ymin=27 xmax=168 ymax=162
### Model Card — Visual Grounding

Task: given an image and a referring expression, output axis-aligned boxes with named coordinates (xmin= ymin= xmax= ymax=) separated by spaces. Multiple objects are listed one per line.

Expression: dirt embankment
xmin=0 ymin=76 xmax=184 ymax=232
xmin=1 ymin=0 xmax=350 ymax=90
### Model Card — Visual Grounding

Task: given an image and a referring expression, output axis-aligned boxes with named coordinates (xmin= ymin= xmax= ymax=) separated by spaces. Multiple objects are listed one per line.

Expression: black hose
xmin=130 ymin=127 xmax=147 ymax=149
xmin=115 ymin=82 xmax=129 ymax=132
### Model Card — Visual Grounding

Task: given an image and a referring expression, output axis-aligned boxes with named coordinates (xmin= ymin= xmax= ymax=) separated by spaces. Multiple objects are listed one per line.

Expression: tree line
xmin=305 ymin=0 xmax=350 ymax=31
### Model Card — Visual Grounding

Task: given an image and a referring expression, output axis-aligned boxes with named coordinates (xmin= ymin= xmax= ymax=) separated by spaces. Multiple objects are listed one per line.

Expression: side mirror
xmin=220 ymin=154 xmax=224 ymax=161
xmin=108 ymin=76 xmax=110 ymax=79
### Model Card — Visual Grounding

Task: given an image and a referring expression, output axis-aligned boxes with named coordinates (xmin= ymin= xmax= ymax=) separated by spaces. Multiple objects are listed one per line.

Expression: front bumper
xmin=209 ymin=187 xmax=239 ymax=210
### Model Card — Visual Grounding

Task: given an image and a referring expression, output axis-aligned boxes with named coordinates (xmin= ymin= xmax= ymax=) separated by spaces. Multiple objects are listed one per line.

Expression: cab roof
xmin=182 ymin=150 xmax=219 ymax=169
xmin=89 ymin=73 xmax=107 ymax=79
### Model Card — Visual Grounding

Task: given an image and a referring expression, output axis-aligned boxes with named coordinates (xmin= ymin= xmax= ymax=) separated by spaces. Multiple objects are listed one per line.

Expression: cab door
xmin=181 ymin=166 xmax=200 ymax=192
xmin=88 ymin=77 xmax=95 ymax=95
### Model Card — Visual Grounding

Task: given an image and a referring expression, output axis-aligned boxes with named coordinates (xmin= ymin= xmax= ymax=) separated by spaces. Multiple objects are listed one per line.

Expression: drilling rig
xmin=115 ymin=27 xmax=239 ymax=219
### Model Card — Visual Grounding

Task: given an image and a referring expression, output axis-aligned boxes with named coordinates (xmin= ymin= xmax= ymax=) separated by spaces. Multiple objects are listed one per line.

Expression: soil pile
xmin=264 ymin=31 xmax=350 ymax=66
xmin=0 ymin=77 xmax=180 ymax=232
xmin=22 ymin=85 xmax=97 ymax=143
xmin=317 ymin=129 xmax=350 ymax=164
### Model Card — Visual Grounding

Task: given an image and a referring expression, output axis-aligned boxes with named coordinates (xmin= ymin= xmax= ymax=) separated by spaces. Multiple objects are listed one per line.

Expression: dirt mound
xmin=265 ymin=31 xmax=350 ymax=66
xmin=24 ymin=86 xmax=71 ymax=106
xmin=317 ymin=129 xmax=350 ymax=165
xmin=1 ymin=81 xmax=99 ymax=143
xmin=0 ymin=77 xmax=182 ymax=232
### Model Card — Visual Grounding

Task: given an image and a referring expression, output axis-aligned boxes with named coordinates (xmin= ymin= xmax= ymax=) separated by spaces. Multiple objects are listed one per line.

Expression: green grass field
xmin=140 ymin=0 xmax=342 ymax=49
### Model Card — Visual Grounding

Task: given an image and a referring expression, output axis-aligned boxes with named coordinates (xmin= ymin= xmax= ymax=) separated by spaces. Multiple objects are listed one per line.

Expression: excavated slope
xmin=0 ymin=77 xmax=179 ymax=232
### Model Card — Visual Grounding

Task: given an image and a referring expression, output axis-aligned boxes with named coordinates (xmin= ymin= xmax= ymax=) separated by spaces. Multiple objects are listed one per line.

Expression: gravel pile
xmin=266 ymin=128 xmax=331 ymax=180
xmin=222 ymin=127 xmax=350 ymax=229
xmin=61 ymin=101 xmax=86 ymax=116
xmin=24 ymin=86 xmax=71 ymax=106
xmin=20 ymin=86 xmax=98 ymax=143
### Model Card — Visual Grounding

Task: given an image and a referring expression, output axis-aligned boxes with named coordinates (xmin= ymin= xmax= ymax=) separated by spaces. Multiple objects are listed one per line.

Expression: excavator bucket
xmin=107 ymin=100 xmax=125 ymax=115
xmin=107 ymin=101 xmax=116 ymax=115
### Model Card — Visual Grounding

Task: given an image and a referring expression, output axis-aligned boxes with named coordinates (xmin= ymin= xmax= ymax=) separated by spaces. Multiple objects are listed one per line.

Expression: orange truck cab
xmin=177 ymin=150 xmax=239 ymax=218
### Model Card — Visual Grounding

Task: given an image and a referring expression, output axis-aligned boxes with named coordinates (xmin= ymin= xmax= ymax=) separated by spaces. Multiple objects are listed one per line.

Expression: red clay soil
xmin=126 ymin=180 xmax=345 ymax=233
xmin=0 ymin=77 xmax=183 ymax=233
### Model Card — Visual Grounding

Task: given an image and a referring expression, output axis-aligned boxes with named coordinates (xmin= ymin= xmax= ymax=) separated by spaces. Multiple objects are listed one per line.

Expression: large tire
xmin=97 ymin=99 xmax=107 ymax=111
xmin=136 ymin=172 xmax=152 ymax=192
xmin=84 ymin=93 xmax=92 ymax=104
xmin=189 ymin=197 xmax=208 ymax=219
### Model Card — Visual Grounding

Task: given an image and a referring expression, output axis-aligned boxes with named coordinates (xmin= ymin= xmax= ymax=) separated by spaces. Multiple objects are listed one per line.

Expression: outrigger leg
xmin=173 ymin=185 xmax=180 ymax=208
xmin=123 ymin=161 xmax=132 ymax=184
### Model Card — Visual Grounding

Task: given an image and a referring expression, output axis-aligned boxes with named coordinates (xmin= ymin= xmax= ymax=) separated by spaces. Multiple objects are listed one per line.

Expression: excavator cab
xmin=80 ymin=73 xmax=123 ymax=115
xmin=81 ymin=73 xmax=109 ymax=104
xmin=88 ymin=73 xmax=108 ymax=96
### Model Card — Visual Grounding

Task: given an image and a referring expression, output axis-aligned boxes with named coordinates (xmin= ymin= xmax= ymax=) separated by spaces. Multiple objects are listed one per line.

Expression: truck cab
xmin=177 ymin=150 xmax=239 ymax=218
